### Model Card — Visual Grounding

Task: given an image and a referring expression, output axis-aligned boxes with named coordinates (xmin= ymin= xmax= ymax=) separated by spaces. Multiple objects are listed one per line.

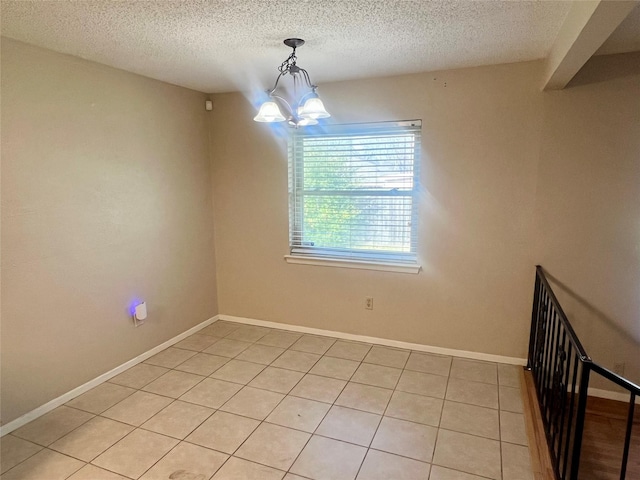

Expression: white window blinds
xmin=288 ymin=120 xmax=421 ymax=264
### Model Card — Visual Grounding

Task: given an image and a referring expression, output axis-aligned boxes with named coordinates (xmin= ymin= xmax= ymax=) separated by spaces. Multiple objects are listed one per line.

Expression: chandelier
xmin=254 ymin=38 xmax=330 ymax=127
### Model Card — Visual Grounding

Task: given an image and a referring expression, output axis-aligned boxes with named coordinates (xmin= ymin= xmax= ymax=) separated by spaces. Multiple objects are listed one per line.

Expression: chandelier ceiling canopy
xmin=254 ymin=38 xmax=330 ymax=128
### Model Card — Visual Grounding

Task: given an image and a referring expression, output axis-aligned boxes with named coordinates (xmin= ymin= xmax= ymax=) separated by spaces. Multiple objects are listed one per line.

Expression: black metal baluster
xmin=527 ymin=268 xmax=640 ymax=480
xmin=563 ymin=350 xmax=580 ymax=479
xmin=548 ymin=314 xmax=560 ymax=436
xmin=561 ymin=352 xmax=580 ymax=478
xmin=527 ymin=272 xmax=541 ymax=370
xmin=555 ymin=336 xmax=571 ymax=476
xmin=541 ymin=293 xmax=553 ymax=413
xmin=537 ymin=286 xmax=550 ymax=390
xmin=534 ymin=288 xmax=546 ymax=390
xmin=553 ymin=331 xmax=568 ymax=464
xmin=536 ymin=287 xmax=547 ymax=388
xmin=570 ymin=362 xmax=591 ymax=480
xmin=544 ymin=310 xmax=559 ymax=422
xmin=619 ymin=392 xmax=635 ymax=480
xmin=548 ymin=313 xmax=562 ymax=433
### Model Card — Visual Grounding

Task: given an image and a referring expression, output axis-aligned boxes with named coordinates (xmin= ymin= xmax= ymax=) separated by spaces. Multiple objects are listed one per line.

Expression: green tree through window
xmin=289 ymin=121 xmax=420 ymax=263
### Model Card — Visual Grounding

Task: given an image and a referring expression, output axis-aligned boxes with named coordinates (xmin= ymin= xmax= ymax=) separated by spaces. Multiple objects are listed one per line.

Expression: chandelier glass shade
xmin=254 ymin=38 xmax=330 ymax=127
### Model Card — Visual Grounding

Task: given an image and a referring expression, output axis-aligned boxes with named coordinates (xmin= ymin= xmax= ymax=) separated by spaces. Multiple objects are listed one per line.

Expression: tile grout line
xmin=353 ymin=352 xmax=405 ymax=479
xmin=165 ymin=322 xmax=278 ymax=478
xmin=183 ymin=325 xmax=296 ymax=473
xmin=10 ymin=329 xmax=372 ymax=478
xmin=223 ymin=326 xmax=525 ymax=479
xmin=428 ymin=359 xmax=452 ymax=475
xmin=10 ymin=325 xmax=241 ymax=479
xmin=206 ymin=325 xmax=333 ymax=477
xmin=96 ymin=322 xmax=244 ymax=479
xmin=5 ymin=321 xmax=527 ymax=480
xmin=285 ymin=338 xmax=367 ymax=477
xmin=0 ymin=436 xmax=43 ymax=477
xmin=286 ymin=341 xmax=419 ymax=476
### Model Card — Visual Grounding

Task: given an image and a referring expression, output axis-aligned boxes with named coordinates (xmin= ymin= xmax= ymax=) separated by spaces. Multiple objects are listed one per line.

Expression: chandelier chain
xmin=254 ymin=38 xmax=329 ymax=127
xmin=278 ymin=48 xmax=298 ymax=74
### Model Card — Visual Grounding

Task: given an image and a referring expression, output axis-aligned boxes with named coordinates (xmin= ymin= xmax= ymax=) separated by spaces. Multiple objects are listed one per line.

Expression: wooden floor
xmin=579 ymin=396 xmax=640 ymax=480
xmin=523 ymin=370 xmax=555 ymax=480
xmin=522 ymin=372 xmax=639 ymax=480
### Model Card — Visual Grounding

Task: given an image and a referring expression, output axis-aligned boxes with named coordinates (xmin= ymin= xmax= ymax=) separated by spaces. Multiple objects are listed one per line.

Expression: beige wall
xmin=210 ymin=61 xmax=544 ymax=359
xmin=3 ymin=37 xmax=637 ymax=426
xmin=534 ymin=52 xmax=640 ymax=388
xmin=1 ymin=39 xmax=218 ymax=424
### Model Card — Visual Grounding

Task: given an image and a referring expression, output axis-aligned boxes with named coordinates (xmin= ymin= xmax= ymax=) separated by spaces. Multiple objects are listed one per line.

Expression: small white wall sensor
xmin=133 ymin=302 xmax=147 ymax=326
xmin=205 ymin=100 xmax=213 ymax=111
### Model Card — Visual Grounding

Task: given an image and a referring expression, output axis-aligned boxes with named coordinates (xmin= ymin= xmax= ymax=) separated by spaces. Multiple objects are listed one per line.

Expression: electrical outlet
xmin=365 ymin=297 xmax=373 ymax=310
xmin=613 ymin=362 xmax=625 ymax=376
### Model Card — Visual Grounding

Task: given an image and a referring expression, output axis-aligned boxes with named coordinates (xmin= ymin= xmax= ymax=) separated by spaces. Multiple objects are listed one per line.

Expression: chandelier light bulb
xmin=296 ymin=107 xmax=319 ymax=126
xmin=299 ymin=96 xmax=331 ymax=120
xmin=253 ymin=101 xmax=286 ymax=122
xmin=254 ymin=38 xmax=330 ymax=127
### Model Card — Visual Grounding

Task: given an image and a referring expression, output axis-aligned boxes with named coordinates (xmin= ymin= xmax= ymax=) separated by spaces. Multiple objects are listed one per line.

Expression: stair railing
xmin=527 ymin=265 xmax=639 ymax=480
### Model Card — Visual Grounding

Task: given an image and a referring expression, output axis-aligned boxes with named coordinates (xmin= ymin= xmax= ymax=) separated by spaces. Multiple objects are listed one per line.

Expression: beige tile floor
xmin=1 ymin=321 xmax=535 ymax=480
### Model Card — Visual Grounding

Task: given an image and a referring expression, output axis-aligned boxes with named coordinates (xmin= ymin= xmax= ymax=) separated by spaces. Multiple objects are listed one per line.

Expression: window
xmin=287 ymin=120 xmax=421 ymax=271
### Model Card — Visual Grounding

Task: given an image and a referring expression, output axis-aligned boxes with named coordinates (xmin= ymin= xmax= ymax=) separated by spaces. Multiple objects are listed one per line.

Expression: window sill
xmin=284 ymin=255 xmax=421 ymax=274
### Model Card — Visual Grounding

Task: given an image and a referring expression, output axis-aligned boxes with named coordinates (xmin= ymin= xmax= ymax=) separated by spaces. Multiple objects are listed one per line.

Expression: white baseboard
xmin=0 ymin=315 xmax=219 ymax=437
xmin=588 ymin=387 xmax=640 ymax=404
xmin=219 ymin=314 xmax=529 ymax=366
xmin=6 ymin=313 xmax=633 ymax=437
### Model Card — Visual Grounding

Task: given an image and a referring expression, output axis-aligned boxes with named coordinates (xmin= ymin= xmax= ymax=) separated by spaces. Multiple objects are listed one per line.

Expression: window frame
xmin=286 ymin=120 xmax=421 ymax=273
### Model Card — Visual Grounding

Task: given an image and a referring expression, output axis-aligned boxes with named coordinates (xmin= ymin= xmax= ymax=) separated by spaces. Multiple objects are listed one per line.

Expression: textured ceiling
xmin=1 ymin=0 xmax=578 ymax=93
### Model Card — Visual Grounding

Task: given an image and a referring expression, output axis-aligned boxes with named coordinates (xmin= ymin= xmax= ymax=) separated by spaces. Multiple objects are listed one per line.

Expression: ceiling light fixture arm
xmin=254 ymin=38 xmax=330 ymax=127
xmin=268 ymin=59 xmax=316 ymax=96
xmin=268 ymin=92 xmax=294 ymax=115
xmin=267 ymin=70 xmax=288 ymax=96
